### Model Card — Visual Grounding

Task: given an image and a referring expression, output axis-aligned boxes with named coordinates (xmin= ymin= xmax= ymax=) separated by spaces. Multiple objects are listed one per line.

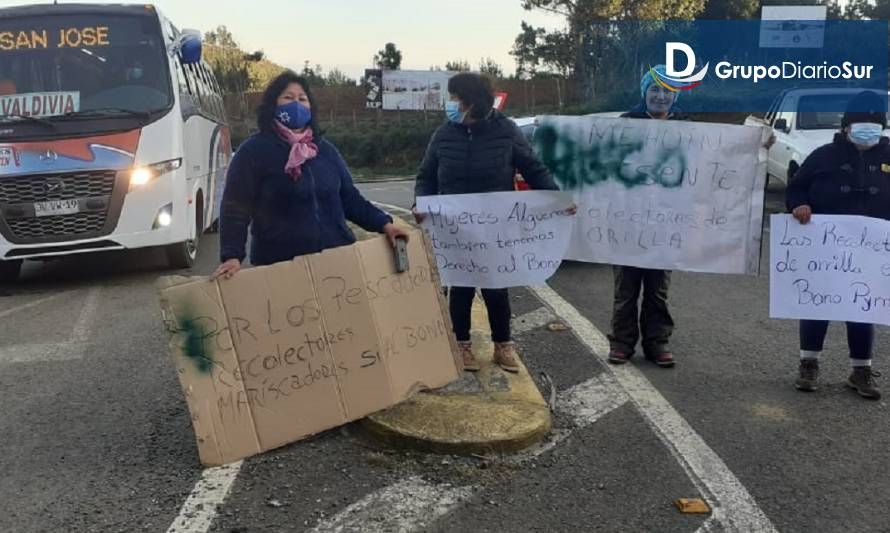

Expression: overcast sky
xmin=0 ymin=0 xmax=567 ymax=78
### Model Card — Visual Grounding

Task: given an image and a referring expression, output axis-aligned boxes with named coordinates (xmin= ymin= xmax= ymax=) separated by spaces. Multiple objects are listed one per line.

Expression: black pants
xmin=608 ymin=266 xmax=674 ymax=355
xmin=449 ymin=287 xmax=511 ymax=343
xmin=799 ymin=320 xmax=874 ymax=360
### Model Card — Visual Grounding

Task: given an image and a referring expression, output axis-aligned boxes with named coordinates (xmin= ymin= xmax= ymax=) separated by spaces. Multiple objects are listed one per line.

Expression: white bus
xmin=0 ymin=3 xmax=231 ymax=281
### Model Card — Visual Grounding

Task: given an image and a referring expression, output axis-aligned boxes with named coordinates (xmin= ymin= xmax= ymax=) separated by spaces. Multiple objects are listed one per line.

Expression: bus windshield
xmin=0 ymin=12 xmax=173 ymax=124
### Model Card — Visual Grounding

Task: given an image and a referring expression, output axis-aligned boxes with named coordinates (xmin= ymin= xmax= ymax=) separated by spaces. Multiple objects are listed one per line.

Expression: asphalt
xmin=0 ymin=178 xmax=887 ymax=532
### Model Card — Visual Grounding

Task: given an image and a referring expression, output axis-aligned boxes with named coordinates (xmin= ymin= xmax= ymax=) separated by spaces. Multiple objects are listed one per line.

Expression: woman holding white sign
xmin=785 ymin=90 xmax=890 ymax=400
xmin=606 ymin=65 xmax=688 ymax=369
xmin=413 ymin=73 xmax=562 ymax=373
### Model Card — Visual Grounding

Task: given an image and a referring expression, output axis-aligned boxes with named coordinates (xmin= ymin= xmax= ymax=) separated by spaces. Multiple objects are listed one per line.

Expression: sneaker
xmin=608 ymin=349 xmax=632 ymax=365
xmin=846 ymin=367 xmax=882 ymax=400
xmin=493 ymin=342 xmax=521 ymax=373
xmin=795 ymin=359 xmax=820 ymax=392
xmin=459 ymin=342 xmax=480 ymax=372
xmin=647 ymin=352 xmax=676 ymax=368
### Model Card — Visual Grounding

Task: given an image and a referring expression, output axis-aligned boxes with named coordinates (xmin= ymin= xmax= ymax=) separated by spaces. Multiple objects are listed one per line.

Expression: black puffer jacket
xmin=414 ymin=110 xmax=558 ymax=197
xmin=786 ymin=133 xmax=890 ymax=220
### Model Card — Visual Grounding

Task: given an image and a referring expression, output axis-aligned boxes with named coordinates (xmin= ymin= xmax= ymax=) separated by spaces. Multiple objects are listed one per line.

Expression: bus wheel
xmin=166 ymin=239 xmax=197 ymax=269
xmin=0 ymin=259 xmax=22 ymax=283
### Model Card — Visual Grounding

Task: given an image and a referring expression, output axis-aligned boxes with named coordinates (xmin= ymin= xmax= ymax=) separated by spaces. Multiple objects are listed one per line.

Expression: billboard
xmin=365 ymin=69 xmax=456 ymax=111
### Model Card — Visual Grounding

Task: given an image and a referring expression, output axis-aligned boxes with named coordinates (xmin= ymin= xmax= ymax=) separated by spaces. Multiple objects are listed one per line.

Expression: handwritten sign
xmin=157 ymin=229 xmax=461 ymax=466
xmin=417 ymin=191 xmax=575 ymax=289
xmin=536 ymin=116 xmax=770 ymax=275
xmin=770 ymin=214 xmax=890 ymax=326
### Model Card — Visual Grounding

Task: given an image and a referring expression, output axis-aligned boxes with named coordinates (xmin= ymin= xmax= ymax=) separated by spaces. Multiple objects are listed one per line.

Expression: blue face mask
xmin=275 ymin=101 xmax=312 ymax=129
xmin=848 ymin=122 xmax=883 ymax=147
xmin=445 ymin=101 xmax=466 ymax=123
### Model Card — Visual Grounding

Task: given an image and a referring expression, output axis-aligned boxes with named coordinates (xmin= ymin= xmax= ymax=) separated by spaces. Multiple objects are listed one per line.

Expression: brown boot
xmin=493 ymin=342 xmax=521 ymax=373
xmin=459 ymin=341 xmax=480 ymax=372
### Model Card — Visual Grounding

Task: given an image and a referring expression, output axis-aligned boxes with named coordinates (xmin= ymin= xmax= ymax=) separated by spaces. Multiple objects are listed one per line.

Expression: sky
xmin=0 ymin=0 xmax=567 ymax=79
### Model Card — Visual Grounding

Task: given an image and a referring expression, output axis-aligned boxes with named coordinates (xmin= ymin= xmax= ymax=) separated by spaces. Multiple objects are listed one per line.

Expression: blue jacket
xmin=219 ymin=131 xmax=392 ymax=266
xmin=786 ymin=134 xmax=890 ymax=220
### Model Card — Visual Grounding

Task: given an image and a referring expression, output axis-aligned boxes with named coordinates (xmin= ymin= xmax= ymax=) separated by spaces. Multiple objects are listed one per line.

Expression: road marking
xmin=0 ymin=287 xmax=101 ymax=364
xmin=371 ymin=201 xmax=413 ymax=216
xmin=531 ymin=285 xmax=778 ymax=533
xmin=509 ymin=372 xmax=629 ymax=462
xmin=512 ymin=306 xmax=556 ymax=335
xmin=166 ymin=461 xmax=243 ymax=533
xmin=309 ymin=476 xmax=474 ymax=533
xmin=0 ymin=292 xmax=65 ymax=319
xmin=72 ymin=287 xmax=101 ymax=342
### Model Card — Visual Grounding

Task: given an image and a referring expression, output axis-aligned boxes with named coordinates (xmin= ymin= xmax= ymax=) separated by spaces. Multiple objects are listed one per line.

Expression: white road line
xmin=0 ymin=292 xmax=65 ymax=320
xmin=309 ymin=476 xmax=474 ymax=533
xmin=531 ymin=285 xmax=778 ymax=533
xmin=371 ymin=201 xmax=413 ymax=216
xmin=510 ymin=373 xmax=629 ymax=462
xmin=0 ymin=287 xmax=102 ymax=364
xmin=166 ymin=461 xmax=243 ymax=533
xmin=72 ymin=287 xmax=101 ymax=342
xmin=512 ymin=306 xmax=556 ymax=335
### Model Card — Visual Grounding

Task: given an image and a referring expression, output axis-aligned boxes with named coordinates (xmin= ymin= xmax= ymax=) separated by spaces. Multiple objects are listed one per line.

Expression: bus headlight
xmin=126 ymin=159 xmax=182 ymax=190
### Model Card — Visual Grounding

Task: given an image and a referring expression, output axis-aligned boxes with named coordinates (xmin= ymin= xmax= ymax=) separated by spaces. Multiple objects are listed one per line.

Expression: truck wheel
xmin=166 ymin=239 xmax=197 ymax=269
xmin=0 ymin=259 xmax=22 ymax=283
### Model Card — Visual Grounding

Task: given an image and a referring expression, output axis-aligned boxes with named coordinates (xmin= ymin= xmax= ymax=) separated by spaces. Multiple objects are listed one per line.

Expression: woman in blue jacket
xmin=214 ymin=71 xmax=408 ymax=278
xmin=786 ymin=90 xmax=890 ymax=400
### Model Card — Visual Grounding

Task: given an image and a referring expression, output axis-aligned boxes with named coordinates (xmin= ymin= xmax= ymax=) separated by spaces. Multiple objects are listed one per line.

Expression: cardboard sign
xmin=157 ymin=230 xmax=461 ymax=466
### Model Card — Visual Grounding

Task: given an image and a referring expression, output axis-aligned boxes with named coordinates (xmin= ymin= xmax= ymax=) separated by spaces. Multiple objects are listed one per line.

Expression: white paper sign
xmin=417 ymin=191 xmax=575 ymax=289
xmin=770 ymin=214 xmax=890 ymax=326
xmin=536 ymin=116 xmax=769 ymax=275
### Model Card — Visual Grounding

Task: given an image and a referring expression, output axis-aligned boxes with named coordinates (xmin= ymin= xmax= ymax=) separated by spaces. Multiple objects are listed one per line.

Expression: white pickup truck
xmin=745 ymin=88 xmax=890 ymax=185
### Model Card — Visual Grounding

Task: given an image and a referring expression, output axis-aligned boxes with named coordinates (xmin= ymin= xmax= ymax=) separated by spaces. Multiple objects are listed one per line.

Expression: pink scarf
xmin=274 ymin=122 xmax=319 ymax=181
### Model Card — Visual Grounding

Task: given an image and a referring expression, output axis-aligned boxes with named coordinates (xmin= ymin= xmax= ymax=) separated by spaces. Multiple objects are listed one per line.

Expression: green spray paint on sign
xmin=535 ymin=124 xmax=689 ymax=192
xmin=176 ymin=308 xmax=215 ymax=375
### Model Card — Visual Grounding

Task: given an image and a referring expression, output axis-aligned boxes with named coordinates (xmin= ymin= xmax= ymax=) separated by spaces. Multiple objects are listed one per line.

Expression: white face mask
xmin=848 ymin=122 xmax=884 ymax=147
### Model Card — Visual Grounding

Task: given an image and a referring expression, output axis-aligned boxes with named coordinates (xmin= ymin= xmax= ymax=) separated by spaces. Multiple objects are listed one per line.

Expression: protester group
xmin=213 ymin=65 xmax=889 ymax=401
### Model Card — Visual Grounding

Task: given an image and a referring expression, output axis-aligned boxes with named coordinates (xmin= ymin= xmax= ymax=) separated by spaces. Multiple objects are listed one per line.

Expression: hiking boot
xmin=846 ymin=367 xmax=882 ymax=400
xmin=646 ymin=352 xmax=676 ymax=368
xmin=458 ymin=342 xmax=480 ymax=372
xmin=608 ymin=349 xmax=632 ymax=365
xmin=493 ymin=342 xmax=521 ymax=373
xmin=795 ymin=359 xmax=819 ymax=392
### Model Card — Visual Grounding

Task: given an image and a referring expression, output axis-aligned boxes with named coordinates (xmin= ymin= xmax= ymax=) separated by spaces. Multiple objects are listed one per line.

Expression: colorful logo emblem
xmin=652 ymin=42 xmax=711 ymax=92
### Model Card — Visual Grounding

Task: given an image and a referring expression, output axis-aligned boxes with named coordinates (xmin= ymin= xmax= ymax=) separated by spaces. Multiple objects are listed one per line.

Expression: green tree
xmin=374 ymin=43 xmax=403 ymax=70
xmin=698 ymin=0 xmax=759 ymax=19
xmin=520 ymin=0 xmax=706 ymax=102
xmin=445 ymin=59 xmax=471 ymax=72
xmin=204 ymin=25 xmax=238 ymax=47
xmin=511 ymin=22 xmax=544 ymax=78
xmin=326 ymin=68 xmax=356 ymax=86
xmin=479 ymin=57 xmax=504 ymax=78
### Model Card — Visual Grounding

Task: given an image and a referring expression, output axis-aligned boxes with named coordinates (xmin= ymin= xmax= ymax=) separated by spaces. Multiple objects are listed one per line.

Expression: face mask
xmin=275 ymin=101 xmax=312 ymax=129
xmin=848 ymin=122 xmax=883 ymax=147
xmin=445 ymin=101 xmax=466 ymax=123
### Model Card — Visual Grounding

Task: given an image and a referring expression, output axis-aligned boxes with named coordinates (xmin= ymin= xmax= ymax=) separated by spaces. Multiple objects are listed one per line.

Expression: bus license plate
xmin=34 ymin=199 xmax=79 ymax=217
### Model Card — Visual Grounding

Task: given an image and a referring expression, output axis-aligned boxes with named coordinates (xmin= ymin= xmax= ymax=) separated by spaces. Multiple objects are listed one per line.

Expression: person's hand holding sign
xmin=792 ymin=204 xmax=812 ymax=225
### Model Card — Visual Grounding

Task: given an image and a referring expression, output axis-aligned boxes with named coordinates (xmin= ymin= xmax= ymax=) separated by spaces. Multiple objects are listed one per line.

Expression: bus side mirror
xmin=178 ymin=29 xmax=202 ymax=65
xmin=774 ymin=118 xmax=789 ymax=133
